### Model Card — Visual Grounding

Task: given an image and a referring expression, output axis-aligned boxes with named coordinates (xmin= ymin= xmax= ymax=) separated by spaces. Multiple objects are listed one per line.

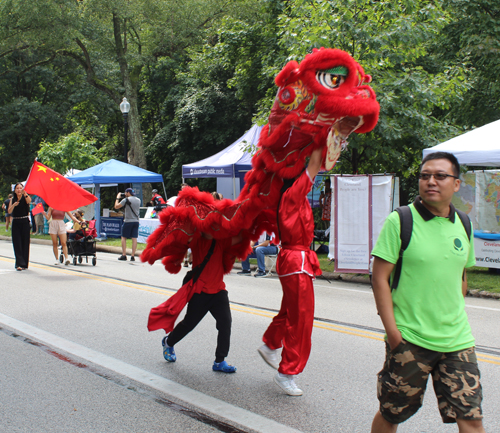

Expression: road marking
xmin=466 ymin=305 xmax=500 ymax=312
xmin=0 ymin=313 xmax=301 ymax=433
xmin=2 ymin=256 xmax=499 ymax=366
xmin=0 ymin=256 xmax=175 ymax=296
xmin=315 ymin=283 xmax=372 ymax=294
xmin=313 ymin=321 xmax=384 ymax=341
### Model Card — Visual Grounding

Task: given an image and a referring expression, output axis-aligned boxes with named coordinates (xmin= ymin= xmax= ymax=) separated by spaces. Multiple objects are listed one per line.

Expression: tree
xmin=37 ymin=132 xmax=103 ymax=175
xmin=0 ymin=0 xmax=242 ymax=167
xmin=0 ymin=44 xmax=122 ymax=195
xmin=145 ymin=2 xmax=284 ymax=195
xmin=267 ymin=0 xmax=470 ymax=203
xmin=439 ymin=0 xmax=500 ymax=127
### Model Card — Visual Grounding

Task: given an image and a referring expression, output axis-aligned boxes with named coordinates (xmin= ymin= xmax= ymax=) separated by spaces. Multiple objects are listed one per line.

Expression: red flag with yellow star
xmin=31 ymin=202 xmax=44 ymax=215
xmin=24 ymin=161 xmax=97 ymax=211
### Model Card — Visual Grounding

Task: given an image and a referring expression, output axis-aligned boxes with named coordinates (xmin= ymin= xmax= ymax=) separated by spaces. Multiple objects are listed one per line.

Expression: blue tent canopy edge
xmin=67 ymin=159 xmax=163 ymax=185
xmin=67 ymin=159 xmax=164 ymax=237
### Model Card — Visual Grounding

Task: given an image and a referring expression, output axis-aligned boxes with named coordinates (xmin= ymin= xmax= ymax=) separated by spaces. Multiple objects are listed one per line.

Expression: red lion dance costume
xmin=142 ymin=48 xmax=379 ymax=386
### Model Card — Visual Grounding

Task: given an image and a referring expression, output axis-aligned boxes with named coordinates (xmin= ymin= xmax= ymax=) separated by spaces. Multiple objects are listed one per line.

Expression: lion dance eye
xmin=316 ymin=66 xmax=348 ymax=89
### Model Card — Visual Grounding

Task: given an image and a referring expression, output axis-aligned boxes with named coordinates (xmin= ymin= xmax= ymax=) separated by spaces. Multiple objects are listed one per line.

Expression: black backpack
xmin=391 ymin=206 xmax=471 ymax=290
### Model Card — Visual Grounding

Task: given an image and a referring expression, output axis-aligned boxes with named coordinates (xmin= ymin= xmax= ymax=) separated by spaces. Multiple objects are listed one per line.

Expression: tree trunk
xmin=113 ymin=13 xmax=151 ymax=202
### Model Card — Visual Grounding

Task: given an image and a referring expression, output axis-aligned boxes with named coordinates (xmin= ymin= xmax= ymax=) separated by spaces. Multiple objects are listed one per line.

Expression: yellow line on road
xmin=3 ymin=256 xmax=499 ymax=365
xmin=0 ymin=257 xmax=174 ymax=297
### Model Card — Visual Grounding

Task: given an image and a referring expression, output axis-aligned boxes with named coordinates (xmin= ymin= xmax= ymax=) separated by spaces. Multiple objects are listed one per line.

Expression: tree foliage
xmin=145 ymin=4 xmax=282 ymax=196
xmin=273 ymin=0 xmax=470 ymax=188
xmin=1 ymin=0 xmax=498 ymax=204
xmin=37 ymin=132 xmax=103 ymax=175
xmin=439 ymin=0 xmax=500 ymax=127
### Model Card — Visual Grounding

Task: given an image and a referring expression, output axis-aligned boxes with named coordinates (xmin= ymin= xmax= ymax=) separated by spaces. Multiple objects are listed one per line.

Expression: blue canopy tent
xmin=182 ymin=124 xmax=263 ymax=199
xmin=67 ymin=159 xmax=164 ymax=236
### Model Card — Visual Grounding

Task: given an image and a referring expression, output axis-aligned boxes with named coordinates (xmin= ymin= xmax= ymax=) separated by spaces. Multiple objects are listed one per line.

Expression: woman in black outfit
xmin=8 ymin=183 xmax=31 ymax=270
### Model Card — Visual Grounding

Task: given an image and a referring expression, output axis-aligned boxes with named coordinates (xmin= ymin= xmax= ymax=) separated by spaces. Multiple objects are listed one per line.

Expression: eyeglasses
xmin=418 ymin=172 xmax=459 ymax=181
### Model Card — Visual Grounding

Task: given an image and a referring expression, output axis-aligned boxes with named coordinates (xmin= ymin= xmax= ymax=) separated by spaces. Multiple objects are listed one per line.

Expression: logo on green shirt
xmin=454 ymin=238 xmax=463 ymax=252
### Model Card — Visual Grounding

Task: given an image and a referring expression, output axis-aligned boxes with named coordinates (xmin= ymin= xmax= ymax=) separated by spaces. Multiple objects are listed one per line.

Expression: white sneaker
xmin=54 ymin=261 xmax=60 ymax=266
xmin=258 ymin=344 xmax=280 ymax=370
xmin=273 ymin=373 xmax=303 ymax=396
xmin=65 ymin=259 xmax=70 ymax=266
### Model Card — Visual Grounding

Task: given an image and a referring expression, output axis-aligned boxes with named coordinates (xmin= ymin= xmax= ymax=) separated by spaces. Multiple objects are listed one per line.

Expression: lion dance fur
xmin=141 ymin=48 xmax=380 ymax=273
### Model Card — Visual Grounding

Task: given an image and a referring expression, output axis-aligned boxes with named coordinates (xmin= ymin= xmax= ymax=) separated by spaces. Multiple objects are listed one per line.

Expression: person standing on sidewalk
xmin=32 ymin=195 xmax=45 ymax=235
xmin=3 ymin=194 xmax=13 ymax=231
xmin=257 ymin=147 xmax=323 ymax=396
xmin=370 ymin=151 xmax=485 ymax=433
xmin=115 ymin=188 xmax=141 ymax=261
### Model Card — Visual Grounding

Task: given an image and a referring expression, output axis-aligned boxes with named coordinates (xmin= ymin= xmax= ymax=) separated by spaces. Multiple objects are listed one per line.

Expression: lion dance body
xmin=141 ymin=48 xmax=380 ymax=272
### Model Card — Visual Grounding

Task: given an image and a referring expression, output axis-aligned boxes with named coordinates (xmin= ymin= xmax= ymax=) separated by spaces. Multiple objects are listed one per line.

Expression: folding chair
xmin=264 ymin=254 xmax=278 ymax=276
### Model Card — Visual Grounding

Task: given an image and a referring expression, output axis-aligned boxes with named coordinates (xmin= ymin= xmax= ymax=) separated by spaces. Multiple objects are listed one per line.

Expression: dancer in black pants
xmin=166 ymin=290 xmax=232 ymax=363
xmin=160 ymin=233 xmax=241 ymax=373
xmin=9 ymin=183 xmax=32 ymax=271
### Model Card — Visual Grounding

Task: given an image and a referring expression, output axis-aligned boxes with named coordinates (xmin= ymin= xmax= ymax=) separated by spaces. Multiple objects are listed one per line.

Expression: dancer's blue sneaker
xmin=212 ymin=360 xmax=236 ymax=373
xmin=162 ymin=336 xmax=176 ymax=362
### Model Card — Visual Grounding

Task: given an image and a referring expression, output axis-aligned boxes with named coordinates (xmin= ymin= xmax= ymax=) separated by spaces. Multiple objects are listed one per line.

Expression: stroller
xmin=60 ymin=220 xmax=98 ymax=266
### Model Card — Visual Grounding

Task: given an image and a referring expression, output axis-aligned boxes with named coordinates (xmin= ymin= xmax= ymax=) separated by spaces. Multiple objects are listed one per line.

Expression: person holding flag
xmin=31 ymin=196 xmax=45 ymax=235
xmin=8 ymin=183 xmax=32 ymax=270
xmin=23 ymin=160 xmax=98 ymax=265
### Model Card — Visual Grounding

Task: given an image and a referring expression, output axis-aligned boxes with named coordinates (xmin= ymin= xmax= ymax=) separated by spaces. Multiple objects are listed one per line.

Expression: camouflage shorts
xmin=377 ymin=339 xmax=483 ymax=424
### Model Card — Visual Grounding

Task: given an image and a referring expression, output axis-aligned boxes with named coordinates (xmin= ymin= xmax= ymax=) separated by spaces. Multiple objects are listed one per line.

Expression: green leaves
xmin=37 ymin=132 xmax=103 ymax=174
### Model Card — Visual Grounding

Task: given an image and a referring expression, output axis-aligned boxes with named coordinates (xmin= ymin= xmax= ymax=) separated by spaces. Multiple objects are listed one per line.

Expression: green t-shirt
xmin=372 ymin=202 xmax=476 ymax=352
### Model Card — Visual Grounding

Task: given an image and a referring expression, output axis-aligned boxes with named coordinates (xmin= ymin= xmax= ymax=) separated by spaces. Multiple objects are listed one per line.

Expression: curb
xmin=468 ymin=289 xmax=500 ymax=300
xmin=231 ymin=262 xmax=370 ymax=285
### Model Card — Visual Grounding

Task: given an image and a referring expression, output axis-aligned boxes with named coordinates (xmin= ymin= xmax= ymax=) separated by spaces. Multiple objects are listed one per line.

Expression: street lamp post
xmin=119 ymin=97 xmax=130 ymax=163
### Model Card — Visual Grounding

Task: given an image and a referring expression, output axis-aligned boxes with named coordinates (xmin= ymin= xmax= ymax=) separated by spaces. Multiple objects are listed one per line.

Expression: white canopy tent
xmin=423 ymin=119 xmax=500 ymax=166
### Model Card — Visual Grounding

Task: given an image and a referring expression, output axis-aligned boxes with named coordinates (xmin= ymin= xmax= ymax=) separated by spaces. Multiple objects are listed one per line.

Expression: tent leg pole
xmin=96 ymin=185 xmax=101 ymax=238
xmin=162 ymin=182 xmax=167 ymax=200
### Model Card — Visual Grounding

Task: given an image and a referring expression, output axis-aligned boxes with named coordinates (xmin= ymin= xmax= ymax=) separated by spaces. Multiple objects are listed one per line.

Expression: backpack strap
xmin=390 ymin=206 xmax=471 ymax=290
xmin=391 ymin=206 xmax=413 ymax=290
xmin=456 ymin=209 xmax=471 ymax=241
xmin=125 ymin=198 xmax=139 ymax=219
xmin=182 ymin=239 xmax=216 ymax=286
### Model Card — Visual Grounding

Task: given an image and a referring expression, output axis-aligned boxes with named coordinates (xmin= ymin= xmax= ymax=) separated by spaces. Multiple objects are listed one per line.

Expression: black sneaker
xmin=254 ymin=270 xmax=267 ymax=278
xmin=118 ymin=255 xmax=127 ymax=261
xmin=130 ymin=256 xmax=135 ymax=262
xmin=237 ymin=270 xmax=251 ymax=276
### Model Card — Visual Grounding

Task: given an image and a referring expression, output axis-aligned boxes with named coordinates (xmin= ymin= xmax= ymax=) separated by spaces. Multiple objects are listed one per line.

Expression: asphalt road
xmin=0 ymin=240 xmax=499 ymax=433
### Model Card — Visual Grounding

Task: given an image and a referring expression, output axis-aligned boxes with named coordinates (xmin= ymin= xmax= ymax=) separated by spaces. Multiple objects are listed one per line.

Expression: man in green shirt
xmin=370 ymin=152 xmax=485 ymax=433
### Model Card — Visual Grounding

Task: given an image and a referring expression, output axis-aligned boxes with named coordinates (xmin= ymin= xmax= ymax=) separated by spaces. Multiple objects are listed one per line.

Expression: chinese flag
xmin=24 ymin=161 xmax=97 ymax=211
xmin=31 ymin=203 xmax=44 ymax=215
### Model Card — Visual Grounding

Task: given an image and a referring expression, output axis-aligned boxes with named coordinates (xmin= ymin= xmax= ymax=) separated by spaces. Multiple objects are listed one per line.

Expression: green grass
xmin=466 ymin=267 xmax=500 ymax=293
xmin=1 ymin=225 xmax=497 ymax=293
xmin=315 ymin=254 xmax=499 ymax=294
